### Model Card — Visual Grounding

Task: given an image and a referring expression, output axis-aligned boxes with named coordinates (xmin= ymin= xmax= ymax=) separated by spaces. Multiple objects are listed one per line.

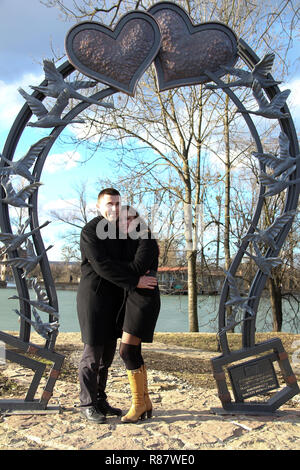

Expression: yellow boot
xmin=142 ymin=364 xmax=153 ymax=418
xmin=121 ymin=367 xmax=147 ymax=423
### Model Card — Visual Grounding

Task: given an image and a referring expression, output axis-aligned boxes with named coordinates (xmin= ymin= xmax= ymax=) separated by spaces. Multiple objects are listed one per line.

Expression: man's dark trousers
xmin=79 ymin=341 xmax=117 ymax=406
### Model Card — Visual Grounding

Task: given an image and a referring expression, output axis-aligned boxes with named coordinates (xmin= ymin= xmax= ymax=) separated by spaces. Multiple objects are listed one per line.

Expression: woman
xmin=117 ymin=205 xmax=160 ymax=423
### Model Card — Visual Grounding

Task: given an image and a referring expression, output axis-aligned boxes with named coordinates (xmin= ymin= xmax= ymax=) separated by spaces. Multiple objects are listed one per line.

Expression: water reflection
xmin=0 ymin=287 xmax=299 ymax=334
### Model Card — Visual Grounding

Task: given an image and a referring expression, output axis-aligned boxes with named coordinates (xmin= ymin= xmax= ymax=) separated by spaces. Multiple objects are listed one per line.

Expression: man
xmin=77 ymin=188 xmax=157 ymax=423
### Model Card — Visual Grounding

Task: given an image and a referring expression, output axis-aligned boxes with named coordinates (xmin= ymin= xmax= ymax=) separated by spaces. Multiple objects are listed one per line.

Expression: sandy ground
xmin=0 ymin=332 xmax=300 ymax=451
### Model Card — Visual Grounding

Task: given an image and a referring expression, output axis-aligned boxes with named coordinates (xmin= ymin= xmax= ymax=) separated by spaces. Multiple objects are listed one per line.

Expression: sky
xmin=0 ymin=0 xmax=300 ymax=261
xmin=0 ymin=0 xmax=122 ymax=260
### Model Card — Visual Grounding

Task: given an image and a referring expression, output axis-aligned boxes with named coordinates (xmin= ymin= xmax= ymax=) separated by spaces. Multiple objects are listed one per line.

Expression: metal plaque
xmin=228 ymin=355 xmax=279 ymax=401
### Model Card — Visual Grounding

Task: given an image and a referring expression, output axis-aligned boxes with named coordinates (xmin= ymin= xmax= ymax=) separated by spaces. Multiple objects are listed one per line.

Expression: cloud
xmin=0 ymin=72 xmax=44 ymax=130
xmin=40 ymin=196 xmax=96 ymax=221
xmin=283 ymin=78 xmax=300 ymax=122
xmin=43 ymin=150 xmax=81 ymax=174
xmin=47 ymin=243 xmax=65 ymax=262
xmin=0 ymin=0 xmax=73 ymax=82
xmin=41 ymin=197 xmax=79 ymax=213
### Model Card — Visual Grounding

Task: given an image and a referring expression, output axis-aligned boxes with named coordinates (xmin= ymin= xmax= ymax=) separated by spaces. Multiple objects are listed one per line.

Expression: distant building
xmin=157 ymin=266 xmax=188 ymax=292
xmin=48 ymin=261 xmax=81 ymax=283
xmin=157 ymin=266 xmax=248 ymax=295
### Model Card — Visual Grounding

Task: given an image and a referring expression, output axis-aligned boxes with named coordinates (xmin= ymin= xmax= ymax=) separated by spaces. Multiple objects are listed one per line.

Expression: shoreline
xmin=3 ymin=283 xmax=300 ymax=296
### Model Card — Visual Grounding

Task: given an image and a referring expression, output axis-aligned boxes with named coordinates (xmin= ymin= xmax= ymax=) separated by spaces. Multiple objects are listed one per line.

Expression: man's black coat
xmin=76 ymin=215 xmax=140 ymax=345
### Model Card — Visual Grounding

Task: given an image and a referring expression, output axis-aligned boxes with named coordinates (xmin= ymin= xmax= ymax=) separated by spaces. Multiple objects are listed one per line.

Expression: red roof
xmin=158 ymin=266 xmax=187 ymax=272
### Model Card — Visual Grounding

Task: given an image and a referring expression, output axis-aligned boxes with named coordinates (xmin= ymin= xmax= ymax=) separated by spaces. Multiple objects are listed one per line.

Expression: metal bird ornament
xmin=205 ymin=53 xmax=281 ymax=90
xmin=239 ymin=80 xmax=291 ymax=119
xmin=30 ymin=277 xmax=59 ymax=319
xmin=0 ymin=137 xmax=52 ymax=182
xmin=0 ymin=239 xmax=53 ymax=278
xmin=252 ymin=131 xmax=300 ymax=178
xmin=18 ymin=87 xmax=85 ymax=128
xmin=14 ymin=308 xmax=59 ymax=340
xmin=30 ymin=59 xmax=114 ymax=109
xmin=219 ymin=307 xmax=254 ymax=336
xmin=0 ymin=175 xmax=42 ymax=207
xmin=224 ymin=271 xmax=256 ymax=315
xmin=259 ymin=165 xmax=300 ymax=198
xmin=0 ymin=216 xmax=28 ymax=253
xmin=0 ymin=220 xmax=50 ymax=253
xmin=241 ymin=210 xmax=296 ymax=250
xmin=243 ymin=242 xmax=282 ymax=276
xmin=8 ymin=277 xmax=59 ymax=319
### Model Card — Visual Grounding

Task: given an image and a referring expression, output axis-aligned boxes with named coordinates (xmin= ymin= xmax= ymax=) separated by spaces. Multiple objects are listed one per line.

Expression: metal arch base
xmin=211 ymin=337 xmax=299 ymax=415
xmin=210 ymin=38 xmax=300 ymax=415
xmin=0 ymin=331 xmax=64 ymax=412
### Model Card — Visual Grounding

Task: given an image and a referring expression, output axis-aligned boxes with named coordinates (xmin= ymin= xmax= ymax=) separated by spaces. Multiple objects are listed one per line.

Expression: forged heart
xmin=148 ymin=2 xmax=238 ymax=91
xmin=65 ymin=11 xmax=161 ymax=96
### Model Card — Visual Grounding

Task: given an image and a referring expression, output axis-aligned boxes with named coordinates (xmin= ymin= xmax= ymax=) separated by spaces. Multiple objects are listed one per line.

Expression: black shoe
xmin=97 ymin=399 xmax=122 ymax=417
xmin=80 ymin=406 xmax=106 ymax=424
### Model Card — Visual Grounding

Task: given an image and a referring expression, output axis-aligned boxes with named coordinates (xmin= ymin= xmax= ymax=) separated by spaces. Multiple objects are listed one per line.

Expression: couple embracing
xmin=76 ymin=188 xmax=160 ymax=424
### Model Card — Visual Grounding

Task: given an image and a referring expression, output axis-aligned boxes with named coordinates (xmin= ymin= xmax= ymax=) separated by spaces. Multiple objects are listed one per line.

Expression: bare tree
xmin=47 ymin=179 xmax=97 ymax=259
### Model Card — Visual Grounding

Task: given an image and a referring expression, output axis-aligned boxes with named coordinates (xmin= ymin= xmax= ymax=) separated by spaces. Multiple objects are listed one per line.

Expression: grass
xmin=0 ymin=371 xmax=27 ymax=396
xmin=150 ymin=332 xmax=300 ymax=389
xmin=154 ymin=331 xmax=300 ymax=355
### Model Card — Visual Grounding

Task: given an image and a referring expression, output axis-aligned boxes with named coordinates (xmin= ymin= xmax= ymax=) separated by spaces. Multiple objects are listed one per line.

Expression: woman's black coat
xmin=76 ymin=216 xmax=160 ymax=345
xmin=120 ymin=237 xmax=160 ymax=342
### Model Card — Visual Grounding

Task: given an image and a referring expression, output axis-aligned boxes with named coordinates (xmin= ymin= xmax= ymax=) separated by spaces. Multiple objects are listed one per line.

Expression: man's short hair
xmin=97 ymin=188 xmax=120 ymax=200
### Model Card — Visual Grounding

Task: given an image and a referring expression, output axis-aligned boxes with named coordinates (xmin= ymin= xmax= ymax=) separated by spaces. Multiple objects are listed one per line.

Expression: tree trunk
xmin=183 ymin=174 xmax=199 ymax=332
xmin=268 ymin=277 xmax=283 ymax=332
xmin=224 ymin=95 xmax=231 ymax=271
xmin=187 ymin=249 xmax=199 ymax=331
xmin=223 ymin=95 xmax=233 ymax=330
xmin=215 ymin=195 xmax=222 ymax=269
xmin=0 ymin=253 xmax=7 ymax=281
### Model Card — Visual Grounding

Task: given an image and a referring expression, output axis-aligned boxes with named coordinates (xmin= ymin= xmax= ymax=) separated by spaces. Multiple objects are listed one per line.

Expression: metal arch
xmin=203 ymin=68 xmax=265 ymax=356
xmin=205 ymin=39 xmax=300 ymax=356
xmin=207 ymin=38 xmax=300 ymax=414
xmin=0 ymin=61 xmax=74 ymax=346
xmin=0 ymin=60 xmax=118 ymax=350
xmin=238 ymin=39 xmax=300 ymax=349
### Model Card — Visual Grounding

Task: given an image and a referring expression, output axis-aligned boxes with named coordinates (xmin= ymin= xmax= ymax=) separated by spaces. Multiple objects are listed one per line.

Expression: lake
xmin=1 ymin=287 xmax=300 ymax=334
